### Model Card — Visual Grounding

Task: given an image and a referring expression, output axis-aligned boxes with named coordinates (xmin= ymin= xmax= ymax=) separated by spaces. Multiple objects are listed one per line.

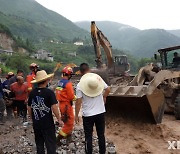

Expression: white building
xmin=68 ymin=52 xmax=77 ymax=57
xmin=34 ymin=49 xmax=54 ymax=62
xmin=0 ymin=49 xmax=13 ymax=56
xmin=74 ymin=41 xmax=83 ymax=46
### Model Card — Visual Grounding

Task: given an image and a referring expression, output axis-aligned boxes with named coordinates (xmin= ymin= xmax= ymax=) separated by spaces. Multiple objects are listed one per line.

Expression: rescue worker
xmin=8 ymin=70 xmax=23 ymax=117
xmin=0 ymin=68 xmax=5 ymax=125
xmin=56 ymin=66 xmax=75 ymax=142
xmin=8 ymin=70 xmax=24 ymax=89
xmin=3 ymin=72 xmax=14 ymax=119
xmin=26 ymin=63 xmax=39 ymax=92
xmin=10 ymin=76 xmax=28 ymax=122
xmin=2 ymin=72 xmax=14 ymax=89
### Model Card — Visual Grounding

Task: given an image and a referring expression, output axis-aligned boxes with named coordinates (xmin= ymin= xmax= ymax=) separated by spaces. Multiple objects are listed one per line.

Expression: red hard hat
xmin=62 ymin=66 xmax=73 ymax=75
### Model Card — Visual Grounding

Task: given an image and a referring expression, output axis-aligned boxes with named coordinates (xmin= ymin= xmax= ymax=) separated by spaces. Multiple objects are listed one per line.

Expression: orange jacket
xmin=56 ymin=79 xmax=75 ymax=103
xmin=26 ymin=72 xmax=35 ymax=91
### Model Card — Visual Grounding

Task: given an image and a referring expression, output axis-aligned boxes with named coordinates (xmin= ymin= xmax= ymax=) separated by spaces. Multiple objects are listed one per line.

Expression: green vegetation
xmin=0 ymin=1 xmax=162 ymax=75
xmin=0 ymin=24 xmax=35 ymax=52
xmin=0 ymin=23 xmax=14 ymax=38
xmin=0 ymin=0 xmax=89 ymax=42
xmin=0 ymin=53 xmax=56 ymax=75
xmin=0 ymin=22 xmax=154 ymax=75
xmin=76 ymin=21 xmax=180 ymax=58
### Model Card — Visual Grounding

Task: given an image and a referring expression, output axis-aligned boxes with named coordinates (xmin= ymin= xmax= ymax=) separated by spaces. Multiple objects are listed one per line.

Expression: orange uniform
xmin=56 ymin=79 xmax=75 ymax=137
xmin=26 ymin=72 xmax=36 ymax=92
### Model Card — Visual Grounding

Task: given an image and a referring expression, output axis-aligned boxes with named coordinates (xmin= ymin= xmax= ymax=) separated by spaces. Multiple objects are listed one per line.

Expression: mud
xmin=0 ymin=114 xmax=179 ymax=154
xmin=1 ymin=77 xmax=180 ymax=153
xmin=106 ymin=114 xmax=180 ymax=154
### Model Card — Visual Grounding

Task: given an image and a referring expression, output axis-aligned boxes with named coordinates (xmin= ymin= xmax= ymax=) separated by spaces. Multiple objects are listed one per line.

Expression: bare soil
xmin=106 ymin=114 xmax=180 ymax=154
xmin=0 ymin=114 xmax=180 ymax=154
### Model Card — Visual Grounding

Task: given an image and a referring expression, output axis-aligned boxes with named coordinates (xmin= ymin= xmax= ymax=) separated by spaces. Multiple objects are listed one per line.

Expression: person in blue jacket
xmin=0 ymin=68 xmax=5 ymax=125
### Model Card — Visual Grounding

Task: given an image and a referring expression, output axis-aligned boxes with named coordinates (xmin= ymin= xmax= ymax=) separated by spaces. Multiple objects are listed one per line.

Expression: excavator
xmin=91 ymin=21 xmax=131 ymax=85
xmin=106 ymin=45 xmax=180 ymax=124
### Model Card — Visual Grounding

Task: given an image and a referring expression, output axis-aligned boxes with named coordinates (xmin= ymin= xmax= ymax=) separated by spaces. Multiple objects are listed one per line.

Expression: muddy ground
xmin=0 ymin=114 xmax=180 ymax=154
xmin=106 ymin=114 xmax=180 ymax=154
xmin=0 ymin=78 xmax=180 ymax=153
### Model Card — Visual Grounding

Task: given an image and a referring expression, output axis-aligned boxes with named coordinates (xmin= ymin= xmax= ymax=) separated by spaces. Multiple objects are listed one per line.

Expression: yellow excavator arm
xmin=91 ymin=21 xmax=114 ymax=68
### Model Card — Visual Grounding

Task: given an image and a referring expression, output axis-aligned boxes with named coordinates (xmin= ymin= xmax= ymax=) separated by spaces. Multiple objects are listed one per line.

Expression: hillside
xmin=0 ymin=0 xmax=89 ymax=42
xmin=168 ymin=29 xmax=180 ymax=38
xmin=76 ymin=21 xmax=180 ymax=57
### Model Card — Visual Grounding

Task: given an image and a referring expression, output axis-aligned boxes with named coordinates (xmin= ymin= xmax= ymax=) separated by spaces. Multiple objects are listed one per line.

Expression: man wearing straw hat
xmin=75 ymin=63 xmax=110 ymax=154
xmin=28 ymin=70 xmax=63 ymax=154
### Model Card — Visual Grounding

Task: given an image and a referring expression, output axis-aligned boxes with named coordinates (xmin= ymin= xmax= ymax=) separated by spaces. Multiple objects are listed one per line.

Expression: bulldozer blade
xmin=106 ymin=86 xmax=165 ymax=124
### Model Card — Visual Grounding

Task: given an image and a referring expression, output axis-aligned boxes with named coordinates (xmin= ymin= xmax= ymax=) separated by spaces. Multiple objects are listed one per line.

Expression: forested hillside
xmin=0 ymin=0 xmax=89 ymax=42
xmin=76 ymin=21 xmax=180 ymax=57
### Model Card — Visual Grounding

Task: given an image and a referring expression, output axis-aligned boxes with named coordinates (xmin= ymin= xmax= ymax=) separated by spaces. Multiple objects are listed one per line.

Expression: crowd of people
xmin=0 ymin=62 xmax=110 ymax=154
xmin=0 ymin=63 xmax=38 ymax=124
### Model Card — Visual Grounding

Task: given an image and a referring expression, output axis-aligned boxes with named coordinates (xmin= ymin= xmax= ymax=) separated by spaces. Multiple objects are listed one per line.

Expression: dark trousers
xmin=0 ymin=98 xmax=5 ymax=122
xmin=34 ymin=126 xmax=56 ymax=154
xmin=13 ymin=100 xmax=27 ymax=119
xmin=83 ymin=113 xmax=106 ymax=154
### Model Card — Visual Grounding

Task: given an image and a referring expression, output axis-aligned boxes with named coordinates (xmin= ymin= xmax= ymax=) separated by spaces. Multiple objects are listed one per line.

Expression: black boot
xmin=56 ymin=134 xmax=64 ymax=146
xmin=66 ymin=134 xmax=72 ymax=144
xmin=0 ymin=112 xmax=4 ymax=125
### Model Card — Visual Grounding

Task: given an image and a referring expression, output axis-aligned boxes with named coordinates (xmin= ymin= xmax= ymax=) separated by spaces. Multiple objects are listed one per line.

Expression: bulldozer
xmin=106 ymin=46 xmax=180 ymax=124
xmin=91 ymin=21 xmax=131 ymax=85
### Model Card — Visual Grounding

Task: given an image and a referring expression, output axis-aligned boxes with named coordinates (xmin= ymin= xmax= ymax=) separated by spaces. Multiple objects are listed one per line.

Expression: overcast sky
xmin=36 ymin=0 xmax=180 ymax=30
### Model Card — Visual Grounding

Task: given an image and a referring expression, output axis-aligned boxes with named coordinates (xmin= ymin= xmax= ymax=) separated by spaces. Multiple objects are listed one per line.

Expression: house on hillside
xmin=34 ymin=49 xmax=54 ymax=61
xmin=74 ymin=41 xmax=83 ymax=46
xmin=0 ymin=49 xmax=13 ymax=56
xmin=68 ymin=52 xmax=77 ymax=57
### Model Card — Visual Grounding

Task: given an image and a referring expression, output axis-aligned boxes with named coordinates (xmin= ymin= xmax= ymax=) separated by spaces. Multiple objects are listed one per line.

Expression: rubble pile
xmin=0 ymin=121 xmax=35 ymax=154
xmin=56 ymin=127 xmax=116 ymax=154
xmin=0 ymin=121 xmax=116 ymax=154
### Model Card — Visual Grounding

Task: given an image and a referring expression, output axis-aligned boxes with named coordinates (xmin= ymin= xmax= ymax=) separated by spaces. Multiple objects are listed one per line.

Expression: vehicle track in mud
xmin=106 ymin=114 xmax=180 ymax=154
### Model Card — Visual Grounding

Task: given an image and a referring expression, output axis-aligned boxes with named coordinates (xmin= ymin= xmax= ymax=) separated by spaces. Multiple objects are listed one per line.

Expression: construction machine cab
xmin=156 ymin=46 xmax=180 ymax=69
xmin=114 ymin=55 xmax=130 ymax=75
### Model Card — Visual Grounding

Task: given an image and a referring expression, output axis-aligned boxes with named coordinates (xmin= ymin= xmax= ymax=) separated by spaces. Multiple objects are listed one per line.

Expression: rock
xmin=107 ymin=146 xmax=116 ymax=154
xmin=0 ymin=149 xmax=4 ymax=154
xmin=68 ymin=143 xmax=75 ymax=150
xmin=1 ymin=122 xmax=116 ymax=154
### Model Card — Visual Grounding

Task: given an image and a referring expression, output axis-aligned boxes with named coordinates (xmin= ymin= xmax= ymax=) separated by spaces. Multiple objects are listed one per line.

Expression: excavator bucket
xmin=106 ymin=85 xmax=165 ymax=124
xmin=105 ymin=64 xmax=180 ymax=124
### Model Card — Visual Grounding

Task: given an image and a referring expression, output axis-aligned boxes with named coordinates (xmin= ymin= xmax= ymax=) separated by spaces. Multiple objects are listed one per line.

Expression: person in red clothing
xmin=26 ymin=63 xmax=39 ymax=92
xmin=10 ymin=76 xmax=28 ymax=121
xmin=56 ymin=66 xmax=76 ymax=142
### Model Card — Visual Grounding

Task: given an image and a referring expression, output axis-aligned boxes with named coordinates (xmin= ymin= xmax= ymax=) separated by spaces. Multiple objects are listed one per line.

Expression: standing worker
xmin=3 ymin=72 xmax=15 ymax=119
xmin=56 ymin=66 xmax=75 ymax=142
xmin=2 ymin=72 xmax=14 ymax=89
xmin=8 ymin=70 xmax=24 ymax=89
xmin=10 ymin=76 xmax=28 ymax=122
xmin=0 ymin=68 xmax=5 ymax=125
xmin=26 ymin=63 xmax=39 ymax=92
xmin=75 ymin=63 xmax=110 ymax=154
xmin=28 ymin=70 xmax=63 ymax=154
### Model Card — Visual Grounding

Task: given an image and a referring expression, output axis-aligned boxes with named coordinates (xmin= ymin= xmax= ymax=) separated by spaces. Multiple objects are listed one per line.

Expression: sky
xmin=35 ymin=0 xmax=180 ymax=30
